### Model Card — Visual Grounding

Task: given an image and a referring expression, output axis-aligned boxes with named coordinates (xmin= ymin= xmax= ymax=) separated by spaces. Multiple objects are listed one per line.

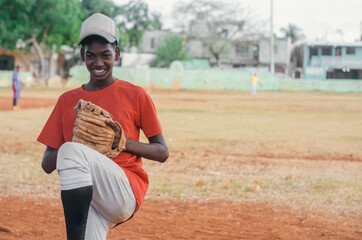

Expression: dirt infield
xmin=0 ymin=196 xmax=361 ymax=240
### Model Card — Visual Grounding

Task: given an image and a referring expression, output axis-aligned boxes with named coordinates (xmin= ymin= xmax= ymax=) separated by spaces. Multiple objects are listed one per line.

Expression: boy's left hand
xmin=107 ymin=119 xmax=122 ymax=149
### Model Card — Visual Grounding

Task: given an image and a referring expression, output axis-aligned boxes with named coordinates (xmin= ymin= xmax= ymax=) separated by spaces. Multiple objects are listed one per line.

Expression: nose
xmin=94 ymin=57 xmax=104 ymax=67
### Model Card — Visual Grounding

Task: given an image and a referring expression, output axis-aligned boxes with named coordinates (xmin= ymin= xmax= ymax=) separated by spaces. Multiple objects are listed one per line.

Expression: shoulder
xmin=115 ymin=79 xmax=149 ymax=97
xmin=116 ymin=79 xmax=146 ymax=91
xmin=57 ymin=87 xmax=82 ymax=104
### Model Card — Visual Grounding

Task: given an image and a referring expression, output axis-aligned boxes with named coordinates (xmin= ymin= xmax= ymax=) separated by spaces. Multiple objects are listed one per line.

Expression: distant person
xmin=250 ymin=73 xmax=259 ymax=96
xmin=12 ymin=64 xmax=23 ymax=110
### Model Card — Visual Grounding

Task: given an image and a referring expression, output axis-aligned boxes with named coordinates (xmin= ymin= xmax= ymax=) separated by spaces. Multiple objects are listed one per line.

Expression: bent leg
xmin=57 ymin=142 xmax=136 ymax=240
xmin=61 ymin=186 xmax=93 ymax=240
xmin=87 ymin=152 xmax=137 ymax=225
xmin=57 ymin=142 xmax=94 ymax=240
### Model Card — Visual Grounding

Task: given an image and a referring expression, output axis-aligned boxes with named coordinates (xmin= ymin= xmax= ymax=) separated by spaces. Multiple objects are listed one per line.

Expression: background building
xmin=258 ymin=37 xmax=293 ymax=74
xmin=291 ymin=41 xmax=362 ymax=80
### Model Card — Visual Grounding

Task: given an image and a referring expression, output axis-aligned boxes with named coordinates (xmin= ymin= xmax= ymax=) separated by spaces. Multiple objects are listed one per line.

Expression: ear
xmin=80 ymin=47 xmax=85 ymax=62
xmin=115 ymin=46 xmax=120 ymax=61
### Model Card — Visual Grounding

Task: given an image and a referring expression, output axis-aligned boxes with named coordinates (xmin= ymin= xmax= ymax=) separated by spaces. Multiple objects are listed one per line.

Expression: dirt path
xmin=0 ymin=196 xmax=361 ymax=240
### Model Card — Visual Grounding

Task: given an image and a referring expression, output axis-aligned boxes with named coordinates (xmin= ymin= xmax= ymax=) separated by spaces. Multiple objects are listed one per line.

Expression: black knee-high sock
xmin=61 ymin=185 xmax=93 ymax=240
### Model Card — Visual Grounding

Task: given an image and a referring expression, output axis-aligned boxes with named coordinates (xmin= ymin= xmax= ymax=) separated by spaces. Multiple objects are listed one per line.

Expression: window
xmin=322 ymin=47 xmax=332 ymax=56
xmin=150 ymin=38 xmax=155 ymax=49
xmin=335 ymin=47 xmax=342 ymax=56
xmin=0 ymin=55 xmax=15 ymax=70
xmin=309 ymin=47 xmax=318 ymax=60
xmin=346 ymin=47 xmax=356 ymax=55
xmin=235 ymin=43 xmax=249 ymax=57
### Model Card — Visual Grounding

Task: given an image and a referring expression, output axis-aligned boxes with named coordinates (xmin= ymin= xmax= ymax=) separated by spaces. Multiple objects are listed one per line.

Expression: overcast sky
xmin=116 ymin=0 xmax=362 ymax=42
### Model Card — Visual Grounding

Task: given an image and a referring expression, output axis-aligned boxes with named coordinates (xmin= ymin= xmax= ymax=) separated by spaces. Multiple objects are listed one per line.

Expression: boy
xmin=37 ymin=13 xmax=169 ymax=240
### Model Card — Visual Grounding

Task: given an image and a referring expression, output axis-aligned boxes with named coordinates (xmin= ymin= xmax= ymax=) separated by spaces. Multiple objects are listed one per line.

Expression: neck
xmin=83 ymin=76 xmax=116 ymax=92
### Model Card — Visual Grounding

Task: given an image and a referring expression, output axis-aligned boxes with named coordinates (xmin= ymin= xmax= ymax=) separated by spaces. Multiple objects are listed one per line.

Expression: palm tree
xmin=280 ymin=24 xmax=305 ymax=43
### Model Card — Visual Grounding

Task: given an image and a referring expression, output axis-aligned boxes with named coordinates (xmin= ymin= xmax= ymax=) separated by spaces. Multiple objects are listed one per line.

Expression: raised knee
xmin=57 ymin=142 xmax=87 ymax=170
xmin=58 ymin=142 xmax=79 ymax=154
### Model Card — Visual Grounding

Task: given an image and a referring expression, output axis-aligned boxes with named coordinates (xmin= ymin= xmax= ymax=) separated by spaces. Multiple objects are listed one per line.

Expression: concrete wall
xmin=138 ymin=30 xmax=183 ymax=53
xmin=0 ymin=67 xmax=361 ymax=93
xmin=121 ymin=52 xmax=155 ymax=68
xmin=67 ymin=65 xmax=362 ymax=93
xmin=259 ymin=37 xmax=292 ymax=66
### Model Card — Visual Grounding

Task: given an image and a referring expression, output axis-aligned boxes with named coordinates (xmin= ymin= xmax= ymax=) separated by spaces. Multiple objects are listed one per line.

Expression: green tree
xmin=0 ymin=0 xmax=83 ymax=84
xmin=150 ymin=36 xmax=190 ymax=68
xmin=280 ymin=24 xmax=305 ymax=43
xmin=118 ymin=0 xmax=161 ymax=48
xmin=81 ymin=0 xmax=118 ymax=18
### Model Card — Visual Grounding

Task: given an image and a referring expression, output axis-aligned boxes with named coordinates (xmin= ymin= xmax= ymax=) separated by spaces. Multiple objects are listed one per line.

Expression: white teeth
xmin=94 ymin=69 xmax=104 ymax=73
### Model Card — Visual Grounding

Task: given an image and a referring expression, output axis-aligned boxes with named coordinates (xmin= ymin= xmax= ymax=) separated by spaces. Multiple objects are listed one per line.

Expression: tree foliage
xmin=150 ymin=36 xmax=190 ymax=68
xmin=0 ymin=0 xmax=83 ymax=50
xmin=0 ymin=0 xmax=83 ymax=84
xmin=81 ymin=0 xmax=118 ymax=18
xmin=118 ymin=0 xmax=161 ymax=48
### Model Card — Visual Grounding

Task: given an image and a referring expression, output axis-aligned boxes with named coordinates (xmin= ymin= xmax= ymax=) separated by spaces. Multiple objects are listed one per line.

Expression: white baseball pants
xmin=57 ymin=142 xmax=137 ymax=240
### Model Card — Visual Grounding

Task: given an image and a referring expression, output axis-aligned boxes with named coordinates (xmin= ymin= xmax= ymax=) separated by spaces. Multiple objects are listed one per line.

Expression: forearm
xmin=41 ymin=147 xmax=58 ymax=174
xmin=125 ymin=137 xmax=169 ymax=162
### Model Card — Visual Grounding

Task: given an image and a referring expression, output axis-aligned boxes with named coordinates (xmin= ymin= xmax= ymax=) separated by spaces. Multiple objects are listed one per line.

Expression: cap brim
xmin=78 ymin=31 xmax=116 ymax=45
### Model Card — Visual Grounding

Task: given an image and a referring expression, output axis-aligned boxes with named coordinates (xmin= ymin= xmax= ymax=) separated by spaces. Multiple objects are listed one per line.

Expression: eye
xmin=86 ymin=54 xmax=94 ymax=59
xmin=103 ymin=54 xmax=111 ymax=58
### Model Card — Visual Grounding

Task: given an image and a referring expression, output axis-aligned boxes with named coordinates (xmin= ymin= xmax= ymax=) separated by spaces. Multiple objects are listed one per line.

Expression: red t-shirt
xmin=37 ymin=79 xmax=162 ymax=211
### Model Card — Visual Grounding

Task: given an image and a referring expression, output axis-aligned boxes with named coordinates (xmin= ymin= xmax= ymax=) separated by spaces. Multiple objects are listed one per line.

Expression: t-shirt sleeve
xmin=139 ymin=89 xmax=162 ymax=138
xmin=37 ymin=97 xmax=65 ymax=149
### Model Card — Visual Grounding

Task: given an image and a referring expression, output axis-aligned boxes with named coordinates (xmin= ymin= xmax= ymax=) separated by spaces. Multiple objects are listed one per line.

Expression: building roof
xmin=303 ymin=41 xmax=362 ymax=47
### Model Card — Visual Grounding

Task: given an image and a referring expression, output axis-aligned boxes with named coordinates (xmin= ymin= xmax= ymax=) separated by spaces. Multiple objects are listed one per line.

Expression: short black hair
xmin=80 ymin=35 xmax=117 ymax=48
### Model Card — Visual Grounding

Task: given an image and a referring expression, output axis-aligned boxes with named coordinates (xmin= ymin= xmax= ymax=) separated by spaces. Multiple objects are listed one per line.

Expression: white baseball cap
xmin=78 ymin=13 xmax=120 ymax=45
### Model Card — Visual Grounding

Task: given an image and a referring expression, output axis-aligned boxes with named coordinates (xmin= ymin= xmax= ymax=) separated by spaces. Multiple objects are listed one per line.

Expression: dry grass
xmin=0 ymin=88 xmax=361 ymax=214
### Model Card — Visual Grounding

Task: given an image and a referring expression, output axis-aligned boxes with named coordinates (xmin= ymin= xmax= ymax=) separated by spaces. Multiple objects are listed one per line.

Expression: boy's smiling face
xmin=81 ymin=41 xmax=120 ymax=84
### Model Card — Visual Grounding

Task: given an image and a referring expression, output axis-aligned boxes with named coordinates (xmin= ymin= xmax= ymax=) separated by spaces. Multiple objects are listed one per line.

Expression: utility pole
xmin=270 ymin=0 xmax=275 ymax=74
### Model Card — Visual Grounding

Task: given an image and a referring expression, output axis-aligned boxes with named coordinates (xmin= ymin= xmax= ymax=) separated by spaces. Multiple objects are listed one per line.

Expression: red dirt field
xmin=0 ymin=97 xmax=57 ymax=111
xmin=0 ymin=196 xmax=361 ymax=240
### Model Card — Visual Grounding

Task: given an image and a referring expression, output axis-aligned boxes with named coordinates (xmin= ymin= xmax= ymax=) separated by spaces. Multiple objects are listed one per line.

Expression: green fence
xmin=0 ymin=67 xmax=361 ymax=93
xmin=69 ymin=65 xmax=362 ymax=93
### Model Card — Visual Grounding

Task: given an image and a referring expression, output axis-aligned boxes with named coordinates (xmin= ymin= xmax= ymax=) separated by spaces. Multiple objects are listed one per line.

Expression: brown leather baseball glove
xmin=72 ymin=99 xmax=126 ymax=158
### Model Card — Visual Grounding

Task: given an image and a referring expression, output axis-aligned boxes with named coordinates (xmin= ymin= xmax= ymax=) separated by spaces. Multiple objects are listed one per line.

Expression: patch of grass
xmin=311 ymin=179 xmax=340 ymax=194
